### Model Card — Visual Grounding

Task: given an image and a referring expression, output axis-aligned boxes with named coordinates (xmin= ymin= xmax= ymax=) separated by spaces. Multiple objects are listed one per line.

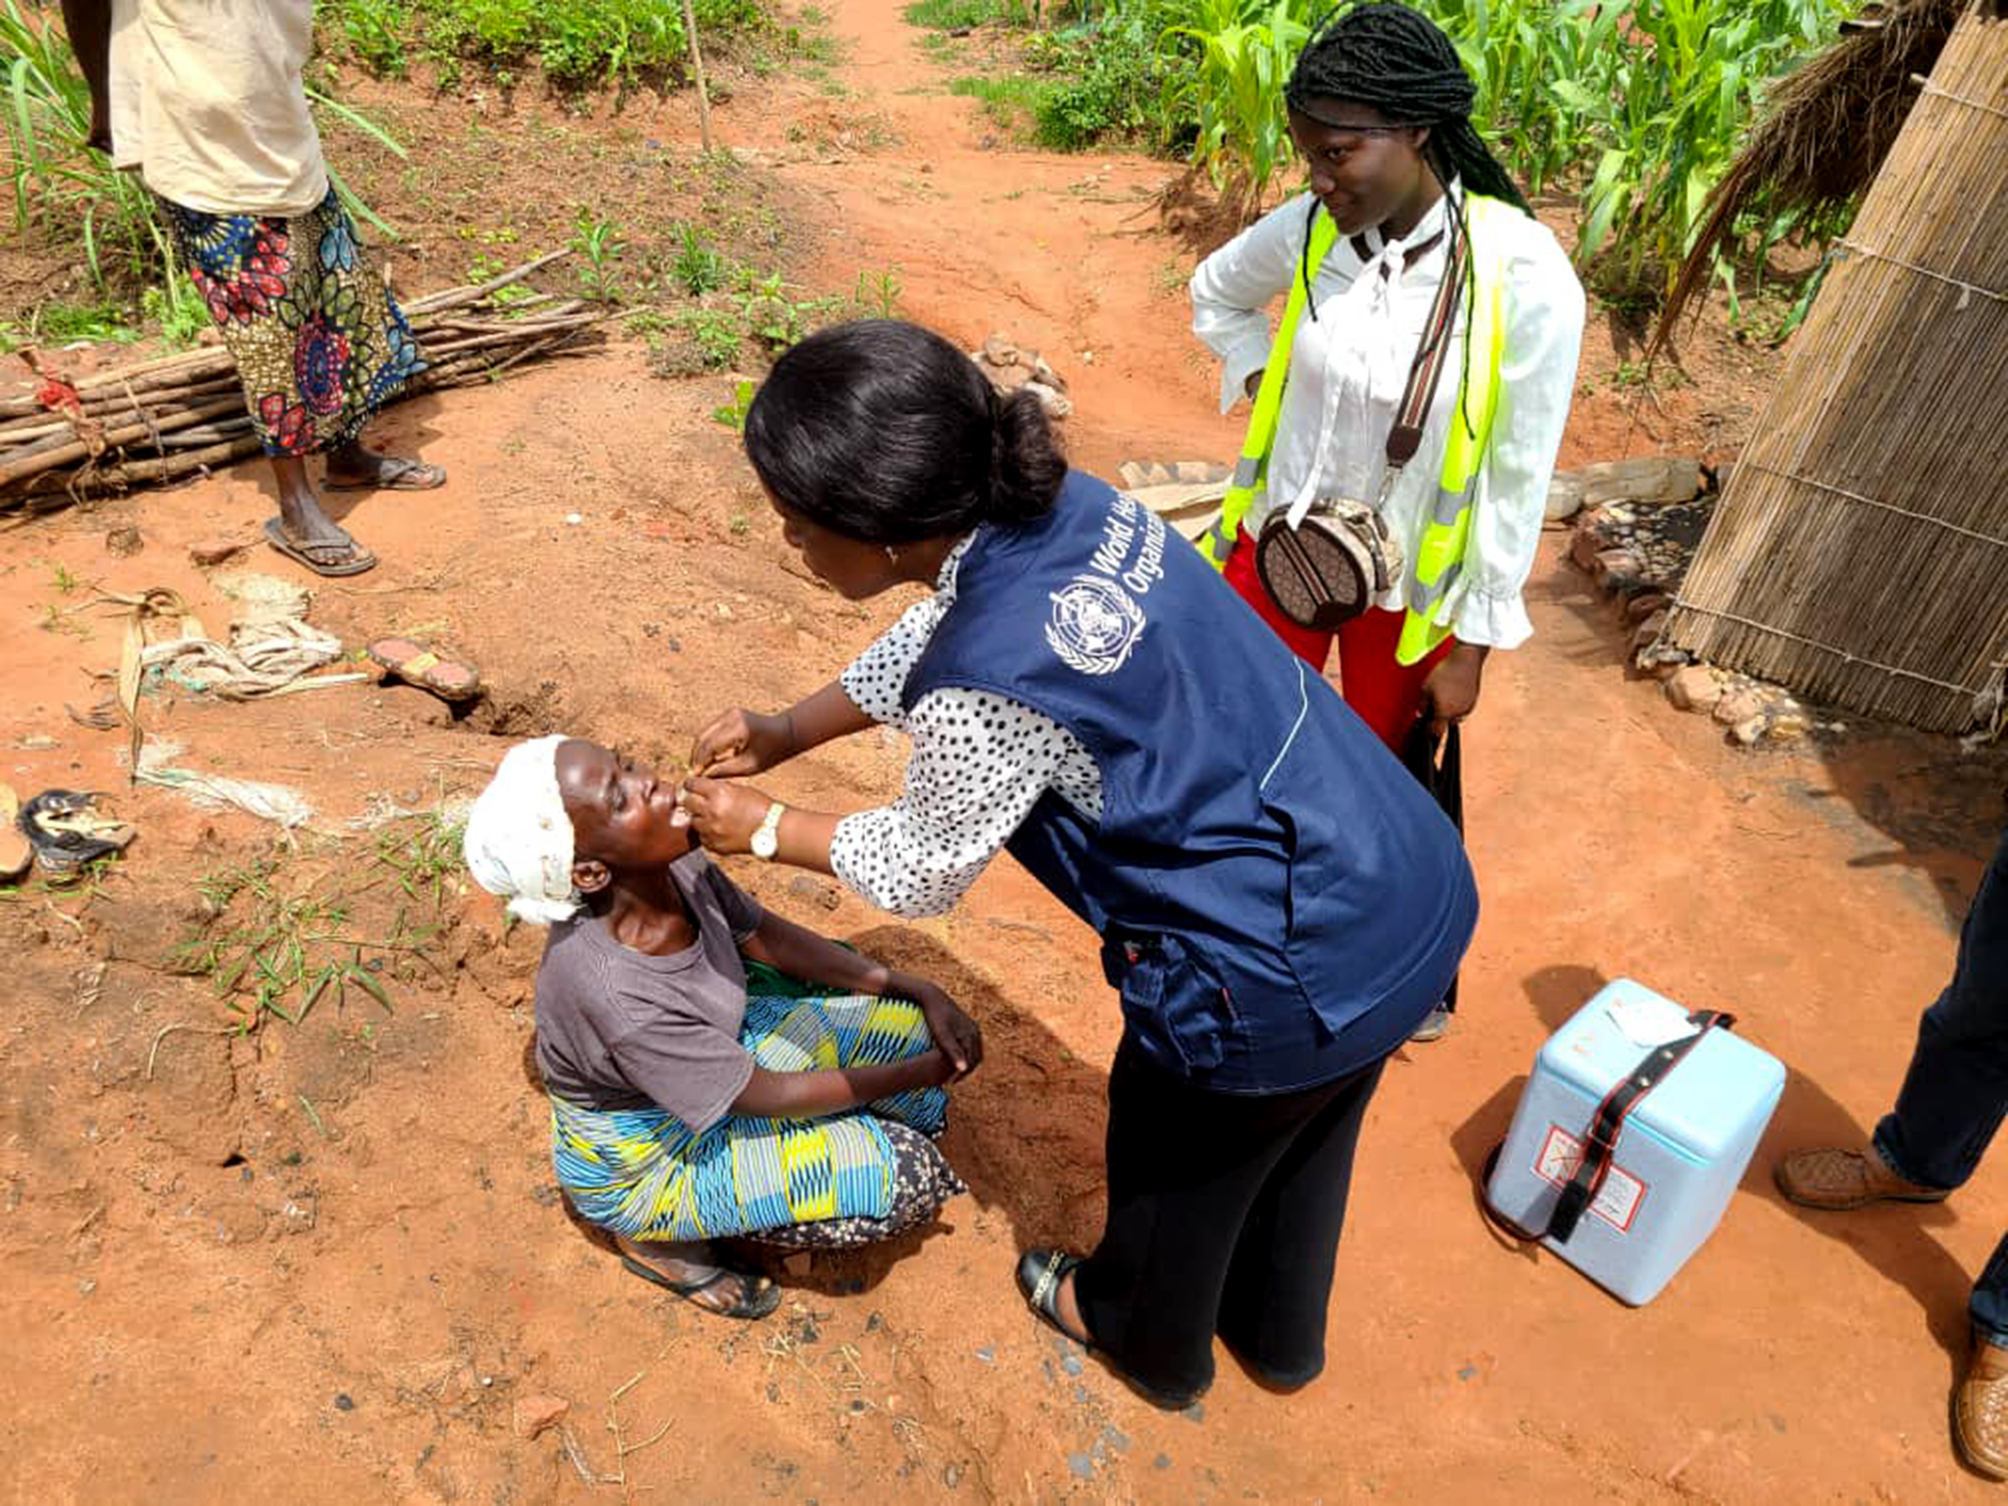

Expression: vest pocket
xmin=1102 ymin=932 xmax=1236 ymax=1073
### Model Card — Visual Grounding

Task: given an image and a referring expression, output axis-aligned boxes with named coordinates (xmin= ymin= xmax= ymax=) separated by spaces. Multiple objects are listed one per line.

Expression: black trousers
xmin=1073 ymin=1033 xmax=1388 ymax=1402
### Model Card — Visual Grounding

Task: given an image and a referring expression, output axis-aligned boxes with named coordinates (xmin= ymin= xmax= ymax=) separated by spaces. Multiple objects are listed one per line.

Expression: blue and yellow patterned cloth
xmin=551 ymin=970 xmax=948 ymax=1242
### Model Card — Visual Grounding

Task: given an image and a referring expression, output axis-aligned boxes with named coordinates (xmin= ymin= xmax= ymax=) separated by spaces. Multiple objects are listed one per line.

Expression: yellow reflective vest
xmin=1200 ymin=193 xmax=1516 ymax=667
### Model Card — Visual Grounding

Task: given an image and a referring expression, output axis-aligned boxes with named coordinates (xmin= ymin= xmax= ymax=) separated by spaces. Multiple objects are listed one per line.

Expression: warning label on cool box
xmin=1534 ymin=1124 xmax=1647 ymax=1233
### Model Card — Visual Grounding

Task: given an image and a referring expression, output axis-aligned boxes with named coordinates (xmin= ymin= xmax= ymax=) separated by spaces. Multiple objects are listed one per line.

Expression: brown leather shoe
xmin=1773 ymin=1144 xmax=1950 ymax=1210
xmin=1958 ymin=1337 xmax=2008 ymax=1480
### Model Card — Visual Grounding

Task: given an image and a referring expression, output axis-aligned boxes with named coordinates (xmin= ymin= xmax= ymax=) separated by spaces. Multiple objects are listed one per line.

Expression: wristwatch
xmin=749 ymin=801 xmax=785 ymax=861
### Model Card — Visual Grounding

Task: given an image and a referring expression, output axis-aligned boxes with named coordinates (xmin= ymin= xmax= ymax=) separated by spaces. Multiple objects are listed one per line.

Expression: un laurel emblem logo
xmin=1045 ymin=573 xmax=1146 ymax=675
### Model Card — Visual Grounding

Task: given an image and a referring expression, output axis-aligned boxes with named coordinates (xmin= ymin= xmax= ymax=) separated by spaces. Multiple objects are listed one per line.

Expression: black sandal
xmin=1015 ymin=1248 xmax=1202 ymax=1412
xmin=619 ymin=1253 xmax=781 ymax=1320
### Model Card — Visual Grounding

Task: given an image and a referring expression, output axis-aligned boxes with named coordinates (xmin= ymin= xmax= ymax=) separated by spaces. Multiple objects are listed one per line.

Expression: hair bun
xmin=987 ymin=386 xmax=1068 ymax=525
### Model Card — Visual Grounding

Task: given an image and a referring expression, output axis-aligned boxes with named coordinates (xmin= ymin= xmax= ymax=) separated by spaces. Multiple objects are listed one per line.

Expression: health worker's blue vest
xmin=903 ymin=471 xmax=1477 ymax=1093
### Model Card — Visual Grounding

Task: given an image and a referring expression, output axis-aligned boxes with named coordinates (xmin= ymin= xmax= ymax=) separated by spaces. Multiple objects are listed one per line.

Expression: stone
xmin=1024 ymin=381 xmax=1072 ymax=419
xmin=1629 ymin=611 xmax=1669 ymax=656
xmin=1625 ymin=592 xmax=1671 ymax=623
xmin=981 ymin=333 xmax=1018 ymax=366
xmin=105 ymin=525 xmax=143 ymax=557
xmin=1731 ymin=715 xmax=1768 ymax=747
xmin=189 ymin=538 xmax=248 ymax=567
xmin=1767 ymin=713 xmax=1811 ymax=742
xmin=512 ymin=1393 xmax=570 ymax=1440
xmin=1544 ymin=474 xmax=1587 ymax=522
xmin=1594 ymin=548 xmax=1642 ymax=584
xmin=1569 ymin=525 xmax=1605 ymax=572
xmin=1666 ymin=666 xmax=1723 ymax=713
xmin=1572 ymin=456 xmax=1705 ymax=509
xmin=1714 ymin=689 xmax=1765 ymax=727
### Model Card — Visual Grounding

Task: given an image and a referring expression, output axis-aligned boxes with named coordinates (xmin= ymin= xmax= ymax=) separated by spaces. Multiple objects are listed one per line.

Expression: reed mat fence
xmin=0 ymin=250 xmax=608 ymax=518
xmin=1664 ymin=0 xmax=2008 ymax=735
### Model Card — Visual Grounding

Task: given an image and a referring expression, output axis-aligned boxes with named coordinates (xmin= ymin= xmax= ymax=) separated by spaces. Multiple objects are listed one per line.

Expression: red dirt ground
xmin=5 ymin=5 xmax=2007 ymax=1502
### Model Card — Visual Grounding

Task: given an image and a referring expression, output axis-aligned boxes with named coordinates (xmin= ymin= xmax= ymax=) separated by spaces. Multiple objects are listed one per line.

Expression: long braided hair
xmin=1286 ymin=1 xmax=1529 ymax=214
xmin=1285 ymin=1 xmax=1527 ymax=439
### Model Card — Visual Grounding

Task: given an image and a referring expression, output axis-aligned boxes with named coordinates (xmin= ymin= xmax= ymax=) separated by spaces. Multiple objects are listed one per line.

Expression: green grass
xmin=903 ymin=0 xmax=1023 ymax=29
xmin=332 ymin=0 xmax=771 ymax=89
xmin=949 ymin=73 xmax=1047 ymax=136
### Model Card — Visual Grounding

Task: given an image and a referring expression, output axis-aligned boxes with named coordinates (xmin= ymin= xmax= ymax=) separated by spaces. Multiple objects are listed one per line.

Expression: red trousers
xmin=1224 ymin=535 xmax=1453 ymax=751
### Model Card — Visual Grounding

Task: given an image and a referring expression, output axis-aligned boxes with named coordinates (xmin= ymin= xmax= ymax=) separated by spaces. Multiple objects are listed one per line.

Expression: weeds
xmin=351 ymin=0 xmax=769 ymax=93
xmin=672 ymin=222 xmax=732 ymax=295
xmin=571 ymin=209 xmax=629 ymax=303
xmin=338 ymin=0 xmax=416 ymax=76
xmin=853 ymin=267 xmax=903 ymax=320
xmin=949 ymin=74 xmax=1046 ymax=136
xmin=174 ymin=814 xmax=462 ymax=1029
xmin=733 ymin=270 xmax=833 ymax=354
xmin=713 ymin=376 xmax=756 ymax=430
xmin=903 ymin=0 xmax=1021 ymax=29
xmin=679 ymin=306 xmax=744 ymax=368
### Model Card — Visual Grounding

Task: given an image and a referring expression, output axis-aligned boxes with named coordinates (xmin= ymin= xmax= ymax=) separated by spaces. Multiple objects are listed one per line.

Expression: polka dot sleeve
xmin=829 ymin=687 xmax=1104 ymax=918
xmin=838 ymin=595 xmax=948 ymax=730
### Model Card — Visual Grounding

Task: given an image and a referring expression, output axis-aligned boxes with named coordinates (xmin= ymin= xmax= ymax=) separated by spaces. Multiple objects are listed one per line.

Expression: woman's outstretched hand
xmin=690 ymin=708 xmax=795 ymax=778
xmin=904 ymin=979 xmax=984 ymax=1080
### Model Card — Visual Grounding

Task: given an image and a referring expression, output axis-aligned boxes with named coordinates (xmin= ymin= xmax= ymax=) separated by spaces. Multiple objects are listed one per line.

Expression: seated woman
xmin=462 ymin=734 xmax=982 ymax=1320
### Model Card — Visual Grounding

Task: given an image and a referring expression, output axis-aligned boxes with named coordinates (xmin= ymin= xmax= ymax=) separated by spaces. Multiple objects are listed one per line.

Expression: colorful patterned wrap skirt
xmin=159 ymin=186 xmax=427 ymax=458
xmin=550 ymin=965 xmax=961 ymax=1246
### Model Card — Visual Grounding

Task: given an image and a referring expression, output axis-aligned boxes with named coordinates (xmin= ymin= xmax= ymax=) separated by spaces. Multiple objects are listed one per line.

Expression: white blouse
xmin=1190 ymin=186 xmax=1586 ymax=649
xmin=829 ymin=536 xmax=1104 ymax=918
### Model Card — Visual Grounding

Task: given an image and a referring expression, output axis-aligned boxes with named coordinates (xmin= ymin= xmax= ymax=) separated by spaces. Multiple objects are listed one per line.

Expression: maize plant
xmin=1161 ymin=0 xmax=1311 ymax=222
xmin=1152 ymin=0 xmax=1857 ymax=300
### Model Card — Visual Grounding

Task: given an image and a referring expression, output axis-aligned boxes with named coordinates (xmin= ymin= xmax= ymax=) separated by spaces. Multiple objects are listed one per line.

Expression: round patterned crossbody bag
xmin=1254 ymin=219 xmax=1470 ymax=633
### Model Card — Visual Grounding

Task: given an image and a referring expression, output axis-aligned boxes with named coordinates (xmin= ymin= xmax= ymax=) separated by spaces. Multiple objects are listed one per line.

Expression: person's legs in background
xmin=1337 ymin=608 xmax=1459 ymax=1040
xmin=1774 ymin=828 xmax=2008 ymax=1477
xmin=1332 ymin=607 xmax=1451 ymax=752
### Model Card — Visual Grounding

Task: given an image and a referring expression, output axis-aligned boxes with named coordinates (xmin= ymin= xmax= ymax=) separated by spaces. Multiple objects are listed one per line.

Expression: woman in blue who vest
xmin=1192 ymin=3 xmax=1585 ymax=1040
xmin=674 ymin=319 xmax=1476 ymax=1409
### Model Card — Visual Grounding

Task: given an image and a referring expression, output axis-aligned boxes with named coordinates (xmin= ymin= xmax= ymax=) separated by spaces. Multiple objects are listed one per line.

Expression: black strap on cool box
xmin=1480 ymin=1008 xmax=1737 ymax=1248
xmin=1543 ymin=1009 xmax=1735 ymax=1245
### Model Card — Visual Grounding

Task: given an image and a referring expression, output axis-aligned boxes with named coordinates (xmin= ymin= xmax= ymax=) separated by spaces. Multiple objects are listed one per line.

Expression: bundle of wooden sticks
xmin=1 ymin=250 xmax=606 ymax=515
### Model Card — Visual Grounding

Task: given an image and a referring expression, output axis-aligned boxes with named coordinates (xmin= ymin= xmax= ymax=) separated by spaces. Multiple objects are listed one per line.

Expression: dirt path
xmin=3 ymin=6 xmax=2007 ymax=1503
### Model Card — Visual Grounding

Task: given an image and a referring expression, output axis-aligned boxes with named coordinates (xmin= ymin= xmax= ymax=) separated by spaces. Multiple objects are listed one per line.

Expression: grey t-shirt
xmin=534 ymin=850 xmax=766 ymax=1131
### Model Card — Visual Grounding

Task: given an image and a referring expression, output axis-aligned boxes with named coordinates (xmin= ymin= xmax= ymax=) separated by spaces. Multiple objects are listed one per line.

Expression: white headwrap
xmin=462 ymin=734 xmax=583 ymax=925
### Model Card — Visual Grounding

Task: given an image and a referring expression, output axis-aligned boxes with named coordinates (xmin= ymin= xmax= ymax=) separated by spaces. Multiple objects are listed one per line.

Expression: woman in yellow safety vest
xmin=1190 ymin=1 xmax=1585 ymax=1041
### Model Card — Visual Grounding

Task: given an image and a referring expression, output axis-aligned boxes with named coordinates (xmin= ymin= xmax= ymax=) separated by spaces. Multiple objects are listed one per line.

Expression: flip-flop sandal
xmin=619 ymin=1253 xmax=782 ymax=1320
xmin=0 ymin=783 xmax=31 ymax=883
xmin=18 ymin=790 xmax=136 ymax=873
xmin=1016 ymin=1248 xmax=1199 ymax=1411
xmin=325 ymin=456 xmax=446 ymax=492
xmin=264 ymin=517 xmax=377 ymax=578
xmin=366 ymin=637 xmax=483 ymax=702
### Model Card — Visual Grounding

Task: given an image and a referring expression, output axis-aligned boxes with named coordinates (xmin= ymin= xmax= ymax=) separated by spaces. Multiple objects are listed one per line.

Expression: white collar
xmin=933 ymin=531 xmax=978 ymax=601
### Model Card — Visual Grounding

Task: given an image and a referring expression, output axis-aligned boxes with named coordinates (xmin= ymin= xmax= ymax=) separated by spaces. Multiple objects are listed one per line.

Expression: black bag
xmin=1401 ymin=719 xmax=1462 ymax=1012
